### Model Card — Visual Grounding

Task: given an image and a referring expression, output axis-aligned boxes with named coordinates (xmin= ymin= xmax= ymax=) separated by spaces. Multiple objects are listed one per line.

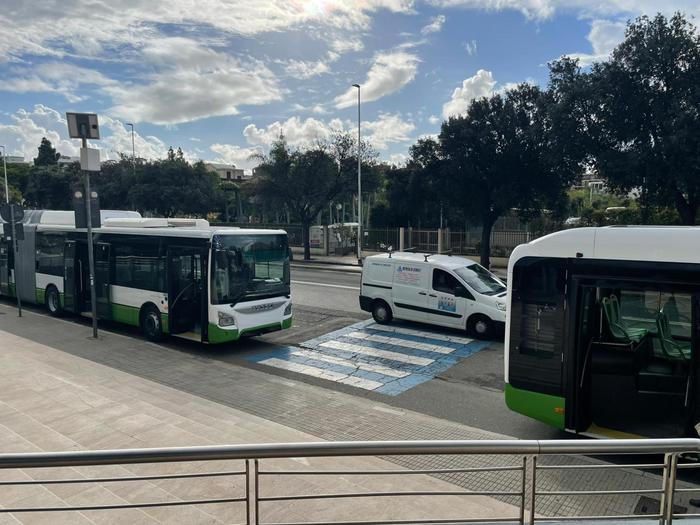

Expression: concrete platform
xmin=0 ymin=329 xmax=519 ymax=524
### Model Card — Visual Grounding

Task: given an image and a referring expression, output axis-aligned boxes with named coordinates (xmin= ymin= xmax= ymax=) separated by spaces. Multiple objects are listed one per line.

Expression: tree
xmin=440 ymin=85 xmax=573 ymax=268
xmin=579 ymin=14 xmax=700 ymax=224
xmin=252 ymin=135 xmax=360 ymax=260
xmin=33 ymin=137 xmax=61 ymax=166
xmin=24 ymin=164 xmax=80 ymax=209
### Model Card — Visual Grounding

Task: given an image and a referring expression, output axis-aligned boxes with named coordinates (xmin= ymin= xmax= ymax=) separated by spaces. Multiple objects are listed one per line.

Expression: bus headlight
xmin=218 ymin=311 xmax=236 ymax=327
xmin=284 ymin=302 xmax=292 ymax=316
xmin=496 ymin=302 xmax=507 ymax=311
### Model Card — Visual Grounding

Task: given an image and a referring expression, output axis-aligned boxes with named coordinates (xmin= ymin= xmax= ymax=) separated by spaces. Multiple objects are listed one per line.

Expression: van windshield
xmin=454 ymin=264 xmax=505 ymax=296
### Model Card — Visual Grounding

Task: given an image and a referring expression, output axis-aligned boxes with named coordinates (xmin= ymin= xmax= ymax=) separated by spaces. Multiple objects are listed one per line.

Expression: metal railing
xmin=0 ymin=439 xmax=698 ymax=524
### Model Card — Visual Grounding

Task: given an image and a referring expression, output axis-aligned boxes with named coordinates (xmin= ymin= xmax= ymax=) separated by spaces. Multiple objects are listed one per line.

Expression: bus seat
xmin=601 ymin=297 xmax=646 ymax=344
xmin=655 ymin=311 xmax=690 ymax=363
xmin=609 ymin=295 xmax=649 ymax=340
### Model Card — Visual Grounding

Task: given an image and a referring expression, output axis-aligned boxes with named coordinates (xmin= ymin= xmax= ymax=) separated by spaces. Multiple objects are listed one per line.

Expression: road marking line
xmin=369 ymin=323 xmax=474 ymax=345
xmin=319 ymin=340 xmax=433 ymax=366
xmin=291 ymin=280 xmax=360 ymax=291
xmin=290 ymin=348 xmax=410 ymax=378
xmin=345 ymin=331 xmax=455 ymax=355
xmin=259 ymin=357 xmax=383 ymax=390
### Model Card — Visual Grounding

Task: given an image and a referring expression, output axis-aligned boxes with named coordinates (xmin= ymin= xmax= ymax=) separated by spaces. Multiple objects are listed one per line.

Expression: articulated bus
xmin=505 ymin=226 xmax=700 ymax=438
xmin=0 ymin=211 xmax=292 ymax=344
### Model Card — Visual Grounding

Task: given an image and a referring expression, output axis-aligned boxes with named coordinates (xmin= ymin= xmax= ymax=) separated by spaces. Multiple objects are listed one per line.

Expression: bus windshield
xmin=211 ymin=234 xmax=290 ymax=304
xmin=454 ymin=264 xmax=505 ymax=296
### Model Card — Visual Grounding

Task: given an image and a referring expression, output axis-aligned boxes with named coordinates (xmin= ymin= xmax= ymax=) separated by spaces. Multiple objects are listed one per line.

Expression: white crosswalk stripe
xmin=319 ymin=340 xmax=434 ymax=366
xmin=368 ymin=323 xmax=474 ymax=345
xmin=259 ymin=358 xmax=384 ymax=390
xmin=290 ymin=349 xmax=410 ymax=378
xmin=345 ymin=331 xmax=456 ymax=355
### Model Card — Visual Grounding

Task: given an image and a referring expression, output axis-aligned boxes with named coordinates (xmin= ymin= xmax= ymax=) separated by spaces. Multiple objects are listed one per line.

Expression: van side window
xmin=433 ymin=269 xmax=466 ymax=296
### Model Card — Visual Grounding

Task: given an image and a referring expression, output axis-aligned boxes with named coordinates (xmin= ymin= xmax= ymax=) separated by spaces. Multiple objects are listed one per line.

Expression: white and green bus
xmin=505 ymin=226 xmax=700 ymax=438
xmin=0 ymin=211 xmax=292 ymax=344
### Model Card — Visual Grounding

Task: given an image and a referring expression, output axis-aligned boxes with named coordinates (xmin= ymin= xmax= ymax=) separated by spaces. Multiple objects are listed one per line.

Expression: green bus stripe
xmin=505 ymin=383 xmax=565 ymax=430
xmin=207 ymin=317 xmax=293 ymax=344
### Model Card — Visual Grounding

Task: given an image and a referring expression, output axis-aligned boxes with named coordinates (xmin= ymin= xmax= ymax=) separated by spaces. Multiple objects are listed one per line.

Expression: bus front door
xmin=95 ymin=242 xmax=111 ymax=319
xmin=168 ymin=247 xmax=204 ymax=337
xmin=63 ymin=240 xmax=77 ymax=312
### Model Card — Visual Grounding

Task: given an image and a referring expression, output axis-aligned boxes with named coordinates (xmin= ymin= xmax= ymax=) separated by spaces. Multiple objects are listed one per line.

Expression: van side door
xmin=391 ymin=262 xmax=428 ymax=322
xmin=427 ymin=268 xmax=470 ymax=328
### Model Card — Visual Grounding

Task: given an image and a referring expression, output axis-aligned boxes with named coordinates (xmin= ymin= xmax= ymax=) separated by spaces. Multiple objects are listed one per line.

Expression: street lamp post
xmin=352 ymin=83 xmax=362 ymax=264
xmin=126 ymin=123 xmax=136 ymax=177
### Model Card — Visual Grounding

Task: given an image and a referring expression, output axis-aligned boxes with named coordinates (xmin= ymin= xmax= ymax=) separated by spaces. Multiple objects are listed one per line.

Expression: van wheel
xmin=46 ymin=286 xmax=63 ymax=317
xmin=372 ymin=300 xmax=393 ymax=324
xmin=468 ymin=315 xmax=492 ymax=339
xmin=140 ymin=305 xmax=163 ymax=341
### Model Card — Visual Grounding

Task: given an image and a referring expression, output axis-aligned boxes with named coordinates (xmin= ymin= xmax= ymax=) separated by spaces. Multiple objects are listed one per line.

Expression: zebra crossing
xmin=246 ymin=320 xmax=489 ymax=396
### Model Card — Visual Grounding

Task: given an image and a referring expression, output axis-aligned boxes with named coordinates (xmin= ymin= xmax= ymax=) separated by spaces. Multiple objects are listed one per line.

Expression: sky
xmin=0 ymin=1 xmax=697 ymax=172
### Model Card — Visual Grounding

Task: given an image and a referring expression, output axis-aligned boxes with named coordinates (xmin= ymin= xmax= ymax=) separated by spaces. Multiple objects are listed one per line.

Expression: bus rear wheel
xmin=45 ymin=286 xmax=63 ymax=317
xmin=140 ymin=305 xmax=163 ymax=341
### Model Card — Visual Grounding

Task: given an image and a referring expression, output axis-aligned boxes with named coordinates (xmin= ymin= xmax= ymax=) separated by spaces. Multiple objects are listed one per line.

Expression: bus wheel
xmin=140 ymin=305 xmax=163 ymax=341
xmin=468 ymin=315 xmax=492 ymax=339
xmin=372 ymin=300 xmax=393 ymax=324
xmin=46 ymin=286 xmax=63 ymax=317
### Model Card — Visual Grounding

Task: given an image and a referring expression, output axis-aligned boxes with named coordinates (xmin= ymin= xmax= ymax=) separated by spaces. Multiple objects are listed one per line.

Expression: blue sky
xmin=0 ymin=0 xmax=696 ymax=172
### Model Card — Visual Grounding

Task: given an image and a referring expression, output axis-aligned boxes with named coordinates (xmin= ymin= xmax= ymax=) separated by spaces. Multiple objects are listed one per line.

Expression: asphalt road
xmin=291 ymin=265 xmax=362 ymax=313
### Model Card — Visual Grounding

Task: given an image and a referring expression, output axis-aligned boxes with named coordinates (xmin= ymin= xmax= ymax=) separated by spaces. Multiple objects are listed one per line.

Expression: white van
xmin=359 ymin=253 xmax=507 ymax=338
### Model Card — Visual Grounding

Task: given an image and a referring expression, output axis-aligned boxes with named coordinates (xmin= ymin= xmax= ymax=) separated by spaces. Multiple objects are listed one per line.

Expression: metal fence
xmin=0 ymin=438 xmax=698 ymax=524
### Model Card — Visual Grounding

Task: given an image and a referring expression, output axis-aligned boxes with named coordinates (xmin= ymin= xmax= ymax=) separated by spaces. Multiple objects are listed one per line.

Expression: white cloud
xmin=106 ymin=39 xmax=282 ymax=124
xmin=0 ymin=105 xmax=168 ymax=162
xmin=284 ymin=59 xmax=330 ymax=79
xmin=442 ymin=69 xmax=497 ymax=119
xmin=2 ymin=63 xmax=115 ymax=102
xmin=363 ymin=113 xmax=416 ymax=149
xmin=428 ymin=115 xmax=441 ymax=125
xmin=209 ymin=143 xmax=264 ymax=172
xmin=388 ymin=153 xmax=408 ymax=167
xmin=335 ymin=51 xmax=420 ymax=109
xmin=566 ymin=19 xmax=626 ymax=66
xmin=242 ymin=113 xmax=414 ymax=151
xmin=463 ymin=39 xmax=478 ymax=56
xmin=421 ymin=14 xmax=446 ymax=35
xmin=427 ymin=0 xmax=700 ymax=21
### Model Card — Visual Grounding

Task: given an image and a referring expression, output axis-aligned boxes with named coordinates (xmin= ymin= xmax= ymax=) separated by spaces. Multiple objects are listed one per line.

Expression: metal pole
xmin=127 ymin=123 xmax=136 ymax=178
xmin=2 ymin=146 xmax=21 ymax=317
xmin=353 ymin=84 xmax=362 ymax=264
xmin=82 ymin=138 xmax=98 ymax=339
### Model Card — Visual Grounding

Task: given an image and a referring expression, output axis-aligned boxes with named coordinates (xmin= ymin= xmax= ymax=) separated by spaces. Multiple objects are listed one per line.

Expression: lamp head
xmin=352 ymin=84 xmax=360 ymax=88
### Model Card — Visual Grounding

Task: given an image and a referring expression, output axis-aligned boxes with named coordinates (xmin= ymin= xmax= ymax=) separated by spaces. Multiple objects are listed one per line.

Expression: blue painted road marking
xmin=246 ymin=320 xmax=489 ymax=396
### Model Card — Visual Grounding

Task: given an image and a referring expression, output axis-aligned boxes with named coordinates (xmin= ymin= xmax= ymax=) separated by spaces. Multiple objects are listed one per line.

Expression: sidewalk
xmin=0 ymin=328 xmax=517 ymax=524
xmin=0 ymin=304 xmax=697 ymax=521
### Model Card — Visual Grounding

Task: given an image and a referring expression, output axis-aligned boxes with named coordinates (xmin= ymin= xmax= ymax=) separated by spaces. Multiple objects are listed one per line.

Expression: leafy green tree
xmin=252 ymin=135 xmax=365 ymax=260
xmin=24 ymin=164 xmax=80 ymax=209
xmin=558 ymin=14 xmax=700 ymax=224
xmin=33 ymin=137 xmax=61 ymax=166
xmin=440 ymin=85 xmax=573 ymax=268
xmin=0 ymin=161 xmax=30 ymax=203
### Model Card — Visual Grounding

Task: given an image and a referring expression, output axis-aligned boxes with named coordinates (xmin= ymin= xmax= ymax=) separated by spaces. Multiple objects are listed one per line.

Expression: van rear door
xmin=391 ymin=262 xmax=428 ymax=322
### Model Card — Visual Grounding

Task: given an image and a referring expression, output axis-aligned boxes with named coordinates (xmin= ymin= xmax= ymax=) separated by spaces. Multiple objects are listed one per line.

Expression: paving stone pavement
xmin=0 ymin=302 xmax=698 ymax=519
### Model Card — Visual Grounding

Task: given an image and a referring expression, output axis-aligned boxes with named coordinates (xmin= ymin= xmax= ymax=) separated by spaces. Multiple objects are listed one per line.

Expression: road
xmin=0 ymin=263 xmax=558 ymax=441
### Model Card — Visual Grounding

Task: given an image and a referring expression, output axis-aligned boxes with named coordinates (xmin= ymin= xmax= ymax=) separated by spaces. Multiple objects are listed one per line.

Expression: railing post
xmin=254 ymin=458 xmax=260 ymax=525
xmin=399 ymin=227 xmax=405 ymax=252
xmin=662 ymin=453 xmax=679 ymax=525
xmin=437 ymin=228 xmax=443 ymax=254
xmin=245 ymin=459 xmax=251 ymax=525
xmin=520 ymin=456 xmax=527 ymax=525
xmin=529 ymin=456 xmax=537 ymax=525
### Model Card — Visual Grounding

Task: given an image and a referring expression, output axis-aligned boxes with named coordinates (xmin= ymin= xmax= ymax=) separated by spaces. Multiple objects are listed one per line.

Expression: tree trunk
xmin=302 ymin=218 xmax=311 ymax=260
xmin=675 ymin=191 xmax=697 ymax=225
xmin=480 ymin=217 xmax=495 ymax=269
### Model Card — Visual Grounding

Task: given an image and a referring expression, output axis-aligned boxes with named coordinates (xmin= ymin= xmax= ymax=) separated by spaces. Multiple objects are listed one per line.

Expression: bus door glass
xmin=0 ymin=238 xmax=8 ymax=296
xmin=95 ymin=242 xmax=111 ymax=319
xmin=168 ymin=246 xmax=204 ymax=335
xmin=63 ymin=240 xmax=77 ymax=312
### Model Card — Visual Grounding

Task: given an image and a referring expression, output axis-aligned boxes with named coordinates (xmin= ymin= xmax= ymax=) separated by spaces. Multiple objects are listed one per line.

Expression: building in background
xmin=0 ymin=155 xmax=30 ymax=165
xmin=205 ymin=163 xmax=250 ymax=183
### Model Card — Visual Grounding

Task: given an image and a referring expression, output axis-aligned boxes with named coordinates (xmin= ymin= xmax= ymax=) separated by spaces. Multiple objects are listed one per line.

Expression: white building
xmin=205 ymin=163 xmax=250 ymax=183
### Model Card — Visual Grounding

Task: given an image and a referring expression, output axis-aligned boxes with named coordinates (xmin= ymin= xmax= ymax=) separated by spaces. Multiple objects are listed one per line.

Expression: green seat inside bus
xmin=655 ymin=311 xmax=691 ymax=363
xmin=601 ymin=296 xmax=648 ymax=344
